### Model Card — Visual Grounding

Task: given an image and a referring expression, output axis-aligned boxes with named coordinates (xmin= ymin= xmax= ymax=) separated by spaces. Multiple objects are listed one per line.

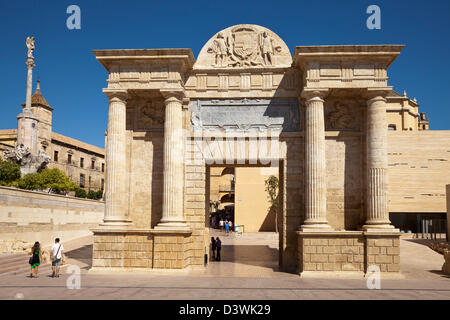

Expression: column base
xmin=155 ymin=219 xmax=190 ymax=231
xmin=299 ymin=223 xmax=333 ymax=232
xmin=100 ymin=216 xmax=132 ymax=228
xmin=362 ymin=224 xmax=398 ymax=232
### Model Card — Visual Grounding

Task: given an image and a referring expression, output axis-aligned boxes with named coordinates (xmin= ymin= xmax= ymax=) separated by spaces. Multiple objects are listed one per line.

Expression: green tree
xmin=0 ymin=159 xmax=21 ymax=186
xmin=264 ymin=175 xmax=279 ymax=233
xmin=18 ymin=168 xmax=76 ymax=194
xmin=38 ymin=168 xmax=77 ymax=194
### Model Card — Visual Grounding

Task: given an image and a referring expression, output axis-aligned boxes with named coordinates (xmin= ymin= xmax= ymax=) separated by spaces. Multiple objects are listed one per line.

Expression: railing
xmin=420 ymin=219 xmax=448 ymax=241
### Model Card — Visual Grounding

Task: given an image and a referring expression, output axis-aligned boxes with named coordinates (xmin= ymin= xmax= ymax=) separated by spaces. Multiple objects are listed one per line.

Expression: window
xmin=68 ymin=154 xmax=72 ymax=164
xmin=388 ymin=124 xmax=396 ymax=131
xmin=91 ymin=160 xmax=95 ymax=170
xmin=54 ymin=151 xmax=59 ymax=162
xmin=80 ymin=174 xmax=85 ymax=188
xmin=101 ymin=179 xmax=104 ymax=191
xmin=101 ymin=163 xmax=105 ymax=172
xmin=80 ymin=157 xmax=84 ymax=168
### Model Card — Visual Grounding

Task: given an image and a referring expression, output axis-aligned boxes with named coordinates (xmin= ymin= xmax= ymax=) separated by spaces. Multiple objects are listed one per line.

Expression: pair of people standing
xmin=210 ymin=237 xmax=221 ymax=261
xmin=224 ymin=220 xmax=233 ymax=233
xmin=28 ymin=238 xmax=64 ymax=278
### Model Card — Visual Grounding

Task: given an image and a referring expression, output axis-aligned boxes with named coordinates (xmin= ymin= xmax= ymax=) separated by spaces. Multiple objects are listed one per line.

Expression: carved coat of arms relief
xmin=207 ymin=26 xmax=282 ymax=68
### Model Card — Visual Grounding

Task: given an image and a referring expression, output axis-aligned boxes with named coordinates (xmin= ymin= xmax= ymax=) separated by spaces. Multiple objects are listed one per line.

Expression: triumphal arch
xmin=91 ymin=25 xmax=403 ymax=276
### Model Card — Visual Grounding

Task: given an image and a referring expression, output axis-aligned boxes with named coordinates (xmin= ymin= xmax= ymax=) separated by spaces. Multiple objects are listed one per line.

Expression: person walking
xmin=29 ymin=242 xmax=42 ymax=278
xmin=51 ymin=238 xmax=64 ymax=278
xmin=225 ymin=220 xmax=229 ymax=234
xmin=215 ymin=237 xmax=221 ymax=261
xmin=219 ymin=219 xmax=224 ymax=231
xmin=228 ymin=220 xmax=233 ymax=233
xmin=210 ymin=237 xmax=217 ymax=261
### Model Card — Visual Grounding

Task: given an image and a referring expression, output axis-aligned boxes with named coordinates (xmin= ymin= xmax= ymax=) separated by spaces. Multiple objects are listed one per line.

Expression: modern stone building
xmin=0 ymin=81 xmax=106 ymax=192
xmin=91 ymin=24 xmax=450 ymax=276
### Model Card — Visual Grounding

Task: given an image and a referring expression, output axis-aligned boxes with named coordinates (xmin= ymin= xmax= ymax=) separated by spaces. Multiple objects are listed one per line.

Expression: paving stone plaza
xmin=0 ymin=232 xmax=449 ymax=300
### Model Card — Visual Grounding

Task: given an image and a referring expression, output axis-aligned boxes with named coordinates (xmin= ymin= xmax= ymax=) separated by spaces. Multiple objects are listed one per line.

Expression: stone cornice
xmin=91 ymin=227 xmax=193 ymax=235
xmin=293 ymin=45 xmax=405 ymax=68
xmin=93 ymin=49 xmax=195 ymax=72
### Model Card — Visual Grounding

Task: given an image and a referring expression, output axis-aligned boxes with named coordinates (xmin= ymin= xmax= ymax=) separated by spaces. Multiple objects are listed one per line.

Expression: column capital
xmin=103 ymin=89 xmax=128 ymax=102
xmin=301 ymin=89 xmax=329 ymax=102
xmin=160 ymin=83 xmax=186 ymax=102
xmin=364 ymin=87 xmax=392 ymax=102
xmin=25 ymin=59 xmax=35 ymax=69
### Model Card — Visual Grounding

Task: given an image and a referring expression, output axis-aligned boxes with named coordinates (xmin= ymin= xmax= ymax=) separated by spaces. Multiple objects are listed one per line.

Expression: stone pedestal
xmin=363 ymin=93 xmax=395 ymax=230
xmin=156 ymin=90 xmax=189 ymax=230
xmin=297 ymin=230 xmax=401 ymax=277
xmin=90 ymin=228 xmax=192 ymax=272
xmin=101 ymin=90 xmax=131 ymax=227
xmin=300 ymin=90 xmax=332 ymax=230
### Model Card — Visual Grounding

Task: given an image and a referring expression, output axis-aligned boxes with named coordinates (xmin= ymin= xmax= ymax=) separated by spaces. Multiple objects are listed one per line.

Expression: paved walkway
xmin=0 ymin=231 xmax=448 ymax=300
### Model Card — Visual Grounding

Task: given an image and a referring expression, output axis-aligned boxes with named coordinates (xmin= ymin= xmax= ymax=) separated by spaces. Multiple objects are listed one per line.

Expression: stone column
xmin=300 ymin=90 xmax=332 ymax=230
xmin=156 ymin=89 xmax=189 ymax=230
xmin=17 ymin=49 xmax=39 ymax=154
xmin=102 ymin=89 xmax=131 ymax=227
xmin=363 ymin=93 xmax=395 ymax=230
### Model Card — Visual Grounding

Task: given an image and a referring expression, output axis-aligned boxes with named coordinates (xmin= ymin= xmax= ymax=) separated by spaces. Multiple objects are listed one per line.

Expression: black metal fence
xmin=420 ymin=219 xmax=448 ymax=241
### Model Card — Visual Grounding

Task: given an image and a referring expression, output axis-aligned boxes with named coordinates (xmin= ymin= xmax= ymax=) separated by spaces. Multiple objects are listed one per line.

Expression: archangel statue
xmin=26 ymin=36 xmax=35 ymax=59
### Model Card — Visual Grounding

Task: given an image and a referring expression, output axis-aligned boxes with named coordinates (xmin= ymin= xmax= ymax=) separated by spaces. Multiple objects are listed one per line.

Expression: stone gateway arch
xmin=91 ymin=25 xmax=402 ymax=276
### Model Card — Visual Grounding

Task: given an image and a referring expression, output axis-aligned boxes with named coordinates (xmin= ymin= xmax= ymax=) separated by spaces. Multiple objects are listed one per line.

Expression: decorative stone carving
xmin=196 ymin=24 xmax=292 ymax=69
xmin=135 ymin=98 xmax=165 ymax=130
xmin=190 ymin=98 xmax=299 ymax=132
xmin=325 ymin=101 xmax=359 ymax=131
xmin=3 ymin=144 xmax=50 ymax=176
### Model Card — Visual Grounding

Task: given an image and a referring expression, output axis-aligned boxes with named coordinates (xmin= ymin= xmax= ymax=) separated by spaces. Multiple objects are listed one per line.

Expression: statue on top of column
xmin=26 ymin=37 xmax=35 ymax=59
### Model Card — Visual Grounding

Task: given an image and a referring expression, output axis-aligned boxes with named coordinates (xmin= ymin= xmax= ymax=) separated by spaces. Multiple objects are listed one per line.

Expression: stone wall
xmin=325 ymin=134 xmax=364 ymax=230
xmin=298 ymin=232 xmax=364 ymax=273
xmin=0 ymin=186 xmax=104 ymax=250
xmin=298 ymin=231 xmax=400 ymax=276
xmin=91 ymin=230 xmax=191 ymax=271
xmin=365 ymin=233 xmax=400 ymax=272
xmin=387 ymin=131 xmax=450 ymax=213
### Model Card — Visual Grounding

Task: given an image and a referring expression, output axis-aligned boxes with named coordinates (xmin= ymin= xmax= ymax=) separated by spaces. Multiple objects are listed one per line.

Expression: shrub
xmin=86 ymin=189 xmax=104 ymax=200
xmin=0 ymin=159 xmax=21 ymax=186
xmin=75 ymin=188 xmax=87 ymax=198
xmin=96 ymin=190 xmax=104 ymax=199
xmin=18 ymin=172 xmax=43 ymax=190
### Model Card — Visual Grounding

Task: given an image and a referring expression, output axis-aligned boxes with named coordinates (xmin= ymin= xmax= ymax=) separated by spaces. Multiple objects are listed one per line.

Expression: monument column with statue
xmin=4 ymin=37 xmax=50 ymax=176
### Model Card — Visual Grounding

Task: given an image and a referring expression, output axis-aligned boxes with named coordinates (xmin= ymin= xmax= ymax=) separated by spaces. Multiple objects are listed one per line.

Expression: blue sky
xmin=0 ymin=0 xmax=449 ymax=148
